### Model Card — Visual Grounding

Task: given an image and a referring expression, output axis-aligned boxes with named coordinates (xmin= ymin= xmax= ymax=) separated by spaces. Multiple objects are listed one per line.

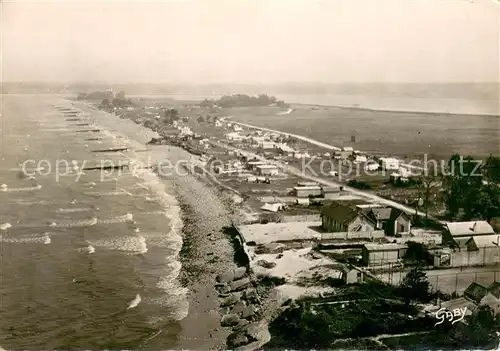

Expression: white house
xmin=380 ymin=157 xmax=400 ymax=170
xmin=365 ymin=163 xmax=380 ymax=171
xmin=233 ymin=125 xmax=243 ymax=132
xmin=259 ymin=141 xmax=276 ymax=149
xmin=256 ymin=164 xmax=279 ymax=176
xmin=226 ymin=132 xmax=244 ymax=141
xmin=354 ymin=155 xmax=368 ymax=163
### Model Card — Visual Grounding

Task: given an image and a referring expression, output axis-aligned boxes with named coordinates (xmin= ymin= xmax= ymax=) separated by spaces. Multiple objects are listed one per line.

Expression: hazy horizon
xmin=2 ymin=0 xmax=499 ymax=84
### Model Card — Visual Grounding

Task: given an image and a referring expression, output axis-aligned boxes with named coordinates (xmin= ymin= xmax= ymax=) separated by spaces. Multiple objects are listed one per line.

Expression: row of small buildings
xmin=318 ymin=200 xmax=500 ymax=268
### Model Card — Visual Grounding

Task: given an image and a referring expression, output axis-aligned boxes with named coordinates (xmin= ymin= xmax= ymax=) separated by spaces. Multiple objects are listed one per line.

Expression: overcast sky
xmin=2 ymin=0 xmax=499 ymax=83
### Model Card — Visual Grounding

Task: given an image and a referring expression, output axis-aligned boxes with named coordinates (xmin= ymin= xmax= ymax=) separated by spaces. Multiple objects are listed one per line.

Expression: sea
xmin=0 ymin=95 xmax=189 ymax=349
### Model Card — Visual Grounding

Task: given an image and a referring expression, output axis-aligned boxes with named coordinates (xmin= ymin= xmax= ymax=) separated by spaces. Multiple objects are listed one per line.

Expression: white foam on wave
xmin=85 ymin=118 xmax=187 ymax=319
xmin=97 ymin=213 xmax=133 ymax=224
xmin=83 ymin=190 xmax=128 ymax=196
xmin=50 ymin=217 xmax=98 ymax=228
xmin=57 ymin=207 xmax=95 ymax=213
xmin=1 ymin=232 xmax=52 ymax=244
xmin=0 ymin=184 xmax=42 ymax=192
xmin=0 ymin=223 xmax=12 ymax=231
xmin=15 ymin=199 xmax=54 ymax=206
xmin=127 ymin=294 xmax=142 ymax=309
xmin=90 ymin=235 xmax=148 ymax=254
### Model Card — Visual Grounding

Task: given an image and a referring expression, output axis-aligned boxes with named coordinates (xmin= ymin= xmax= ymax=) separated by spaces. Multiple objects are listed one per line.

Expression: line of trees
xmin=200 ymin=94 xmax=289 ymax=108
xmin=442 ymin=154 xmax=500 ymax=221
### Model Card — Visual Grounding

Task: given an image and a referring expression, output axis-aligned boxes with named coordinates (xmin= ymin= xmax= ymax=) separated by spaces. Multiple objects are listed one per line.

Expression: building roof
xmin=256 ymin=164 xmax=278 ymax=169
xmin=487 ymin=282 xmax=500 ymax=299
xmin=294 ymin=186 xmax=322 ymax=191
xmin=370 ymin=208 xmax=392 ymax=220
xmin=235 ymin=221 xmax=322 ymax=245
xmin=322 ymin=186 xmax=341 ymax=193
xmin=297 ymin=181 xmax=319 ymax=187
xmin=445 ymin=221 xmax=495 ymax=237
xmin=341 ymin=265 xmax=358 ymax=274
xmin=390 ymin=208 xmax=409 ymax=222
xmin=380 ymin=157 xmax=399 ymax=163
xmin=464 ymin=282 xmax=488 ymax=302
xmin=363 ymin=243 xmax=408 ymax=252
xmin=467 ymin=234 xmax=500 ymax=249
xmin=321 ymin=203 xmax=360 ymax=225
xmin=439 ymin=297 xmax=476 ymax=315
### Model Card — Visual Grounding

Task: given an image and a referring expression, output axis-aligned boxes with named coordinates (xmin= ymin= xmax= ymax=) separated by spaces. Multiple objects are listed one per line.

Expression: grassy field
xmin=224 ymin=105 xmax=499 ymax=160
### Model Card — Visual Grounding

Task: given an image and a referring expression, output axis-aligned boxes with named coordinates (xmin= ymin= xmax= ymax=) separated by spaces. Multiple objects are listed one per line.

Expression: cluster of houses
xmin=319 ymin=199 xmax=500 ymax=268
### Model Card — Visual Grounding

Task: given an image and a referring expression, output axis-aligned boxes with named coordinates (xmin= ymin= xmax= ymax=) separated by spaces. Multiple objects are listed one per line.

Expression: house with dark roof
xmin=464 ymin=282 xmax=488 ymax=303
xmin=480 ymin=282 xmax=500 ymax=314
xmin=366 ymin=207 xmax=412 ymax=236
xmin=463 ymin=281 xmax=500 ymax=314
xmin=321 ymin=203 xmax=375 ymax=234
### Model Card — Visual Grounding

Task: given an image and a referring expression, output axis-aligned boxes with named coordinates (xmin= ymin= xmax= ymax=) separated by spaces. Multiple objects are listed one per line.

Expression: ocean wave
xmin=97 ymin=213 xmax=134 ymax=224
xmin=56 ymin=207 xmax=96 ymax=213
xmin=0 ymin=184 xmax=42 ymax=192
xmin=1 ymin=233 xmax=51 ymax=244
xmin=147 ymin=287 xmax=189 ymax=321
xmin=90 ymin=235 xmax=148 ymax=254
xmin=127 ymin=294 xmax=142 ymax=309
xmin=14 ymin=199 xmax=54 ymax=206
xmin=83 ymin=190 xmax=129 ymax=196
xmin=50 ymin=217 xmax=98 ymax=228
xmin=0 ymin=223 xmax=12 ymax=231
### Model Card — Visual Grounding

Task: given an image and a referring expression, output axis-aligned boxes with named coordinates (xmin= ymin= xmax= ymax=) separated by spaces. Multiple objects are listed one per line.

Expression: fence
xmin=320 ymin=230 xmax=385 ymax=241
xmin=448 ymin=246 xmax=500 ymax=267
xmin=377 ymin=267 xmax=500 ymax=295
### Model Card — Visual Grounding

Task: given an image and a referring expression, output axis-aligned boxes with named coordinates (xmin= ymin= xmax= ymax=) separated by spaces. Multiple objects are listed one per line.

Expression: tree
xmin=417 ymin=165 xmax=440 ymax=219
xmin=399 ymin=265 xmax=430 ymax=304
xmin=452 ymin=305 xmax=500 ymax=348
xmin=484 ymin=155 xmax=500 ymax=185
xmin=116 ymin=90 xmax=126 ymax=101
xmin=443 ymin=154 xmax=484 ymax=219
xmin=197 ymin=116 xmax=205 ymax=123
xmin=101 ymin=98 xmax=111 ymax=107
xmin=404 ymin=241 xmax=432 ymax=265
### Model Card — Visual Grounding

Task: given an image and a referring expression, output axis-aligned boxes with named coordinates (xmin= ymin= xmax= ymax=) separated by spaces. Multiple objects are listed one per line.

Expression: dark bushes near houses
xmin=347 ymin=180 xmax=372 ymax=190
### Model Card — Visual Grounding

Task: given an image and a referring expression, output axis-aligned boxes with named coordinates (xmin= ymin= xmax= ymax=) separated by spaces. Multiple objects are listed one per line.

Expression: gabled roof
xmin=467 ymin=235 xmax=500 ymax=249
xmin=390 ymin=208 xmax=410 ymax=222
xmin=370 ymin=208 xmax=392 ymax=220
xmin=445 ymin=221 xmax=495 ymax=237
xmin=464 ymin=282 xmax=488 ymax=302
xmin=487 ymin=282 xmax=500 ymax=299
xmin=321 ymin=203 xmax=359 ymax=225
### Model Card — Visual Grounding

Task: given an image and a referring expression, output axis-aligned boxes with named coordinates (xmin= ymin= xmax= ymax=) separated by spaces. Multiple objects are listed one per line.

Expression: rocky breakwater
xmin=215 ymin=267 xmax=271 ymax=350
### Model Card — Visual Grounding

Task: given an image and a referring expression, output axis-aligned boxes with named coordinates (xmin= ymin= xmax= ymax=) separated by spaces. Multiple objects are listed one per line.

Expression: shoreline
xmin=70 ymin=100 xmax=241 ymax=349
xmin=287 ymin=102 xmax=499 ymax=118
xmin=5 ymin=93 xmax=498 ymax=117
